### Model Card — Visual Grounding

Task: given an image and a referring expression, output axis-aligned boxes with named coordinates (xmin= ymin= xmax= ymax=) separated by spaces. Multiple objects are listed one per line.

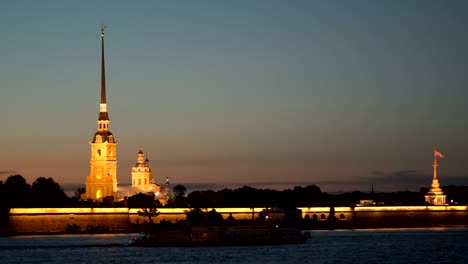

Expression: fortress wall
xmin=350 ymin=209 xmax=468 ymax=229
xmin=8 ymin=214 xmax=132 ymax=233
xmin=8 ymin=208 xmax=264 ymax=233
xmin=300 ymin=207 xmax=354 ymax=221
xmin=129 ymin=208 xmax=261 ymax=224
xmin=7 ymin=206 xmax=468 ymax=233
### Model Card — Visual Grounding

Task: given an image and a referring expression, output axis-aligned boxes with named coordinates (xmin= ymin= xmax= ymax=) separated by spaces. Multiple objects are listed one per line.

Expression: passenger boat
xmin=132 ymin=225 xmax=309 ymax=247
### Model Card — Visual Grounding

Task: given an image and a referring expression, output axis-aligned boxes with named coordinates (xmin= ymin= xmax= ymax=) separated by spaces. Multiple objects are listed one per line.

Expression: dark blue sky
xmin=1 ymin=1 xmax=467 ymax=192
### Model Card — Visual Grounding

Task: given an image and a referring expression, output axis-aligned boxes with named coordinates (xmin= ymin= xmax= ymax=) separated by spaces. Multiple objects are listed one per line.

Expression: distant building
xmin=425 ymin=149 xmax=446 ymax=205
xmin=131 ymin=149 xmax=160 ymax=194
xmin=117 ymin=149 xmax=162 ymax=200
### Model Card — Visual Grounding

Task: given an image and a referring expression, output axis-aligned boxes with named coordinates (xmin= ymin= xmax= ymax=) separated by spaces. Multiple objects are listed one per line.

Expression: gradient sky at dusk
xmin=1 ymin=1 xmax=467 ymax=192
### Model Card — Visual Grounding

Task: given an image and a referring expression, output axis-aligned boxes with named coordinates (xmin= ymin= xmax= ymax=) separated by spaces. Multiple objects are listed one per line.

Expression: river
xmin=1 ymin=228 xmax=466 ymax=263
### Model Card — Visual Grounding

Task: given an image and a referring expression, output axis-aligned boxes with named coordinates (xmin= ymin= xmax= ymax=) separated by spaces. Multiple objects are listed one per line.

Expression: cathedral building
xmin=83 ymin=25 xmax=118 ymax=202
xmin=83 ymin=25 xmax=163 ymax=202
xmin=131 ymin=149 xmax=160 ymax=194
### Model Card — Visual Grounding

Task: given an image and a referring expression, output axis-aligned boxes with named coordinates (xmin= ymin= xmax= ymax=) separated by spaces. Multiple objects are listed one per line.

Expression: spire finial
xmin=101 ymin=24 xmax=106 ymax=35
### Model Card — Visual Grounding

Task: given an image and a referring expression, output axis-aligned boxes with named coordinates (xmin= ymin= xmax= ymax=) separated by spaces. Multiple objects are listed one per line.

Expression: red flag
xmin=434 ymin=149 xmax=444 ymax=159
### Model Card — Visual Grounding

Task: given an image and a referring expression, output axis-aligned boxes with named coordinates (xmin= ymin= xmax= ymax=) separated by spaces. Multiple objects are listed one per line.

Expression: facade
xmin=425 ymin=149 xmax=446 ymax=205
xmin=84 ymin=25 xmax=118 ymax=202
xmin=131 ymin=149 xmax=160 ymax=193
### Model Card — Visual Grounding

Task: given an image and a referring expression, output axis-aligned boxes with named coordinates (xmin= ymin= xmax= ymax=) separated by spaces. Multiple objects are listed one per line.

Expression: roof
xmin=92 ymin=131 xmax=115 ymax=143
xmin=98 ymin=112 xmax=109 ymax=121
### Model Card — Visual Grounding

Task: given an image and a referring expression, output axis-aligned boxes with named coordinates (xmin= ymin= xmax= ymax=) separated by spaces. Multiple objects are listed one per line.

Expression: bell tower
xmin=84 ymin=25 xmax=118 ymax=202
xmin=131 ymin=149 xmax=153 ymax=192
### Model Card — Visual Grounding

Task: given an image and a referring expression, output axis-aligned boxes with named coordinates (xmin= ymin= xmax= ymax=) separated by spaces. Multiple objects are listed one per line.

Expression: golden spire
xmin=100 ymin=24 xmax=107 ymax=105
xmin=101 ymin=24 xmax=106 ymax=36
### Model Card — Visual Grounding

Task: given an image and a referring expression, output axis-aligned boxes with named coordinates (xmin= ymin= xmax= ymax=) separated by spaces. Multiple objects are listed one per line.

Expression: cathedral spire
xmin=98 ymin=24 xmax=109 ymax=126
xmin=85 ymin=25 xmax=118 ymax=202
xmin=100 ymin=24 xmax=107 ymax=105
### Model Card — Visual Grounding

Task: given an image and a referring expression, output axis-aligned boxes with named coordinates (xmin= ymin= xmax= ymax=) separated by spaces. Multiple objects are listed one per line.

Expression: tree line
xmin=2 ymin=174 xmax=468 ymax=211
xmin=0 ymin=175 xmax=71 ymax=208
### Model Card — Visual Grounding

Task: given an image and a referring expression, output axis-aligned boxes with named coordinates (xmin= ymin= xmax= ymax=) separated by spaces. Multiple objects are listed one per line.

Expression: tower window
xmin=97 ymin=149 xmax=101 ymax=157
xmin=144 ymin=179 xmax=147 ymax=185
xmin=96 ymin=168 xmax=102 ymax=180
xmin=138 ymin=179 xmax=141 ymax=185
xmin=96 ymin=189 xmax=102 ymax=199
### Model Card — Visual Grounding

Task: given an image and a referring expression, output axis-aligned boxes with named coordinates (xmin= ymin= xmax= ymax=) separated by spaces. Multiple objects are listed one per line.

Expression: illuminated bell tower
xmin=425 ymin=149 xmax=446 ymax=205
xmin=85 ymin=24 xmax=118 ymax=202
xmin=131 ymin=149 xmax=153 ymax=192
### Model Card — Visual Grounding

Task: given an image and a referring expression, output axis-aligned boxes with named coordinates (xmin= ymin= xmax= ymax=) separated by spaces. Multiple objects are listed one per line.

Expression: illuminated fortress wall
xmin=8 ymin=208 xmax=133 ymax=233
xmin=349 ymin=206 xmax=468 ymax=229
xmin=6 ymin=206 xmax=468 ymax=233
xmin=7 ymin=208 xmax=264 ymax=233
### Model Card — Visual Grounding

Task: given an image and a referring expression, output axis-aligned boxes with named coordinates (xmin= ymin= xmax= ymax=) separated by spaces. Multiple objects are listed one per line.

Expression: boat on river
xmin=132 ymin=225 xmax=309 ymax=247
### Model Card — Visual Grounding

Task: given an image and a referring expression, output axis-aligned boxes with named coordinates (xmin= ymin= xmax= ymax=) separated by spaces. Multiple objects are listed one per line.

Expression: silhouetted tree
xmin=128 ymin=193 xmax=160 ymax=224
xmin=173 ymin=185 xmax=187 ymax=197
xmin=30 ymin=177 xmax=69 ymax=207
xmin=187 ymin=190 xmax=217 ymax=208
xmin=74 ymin=187 xmax=86 ymax=200
xmin=168 ymin=185 xmax=188 ymax=207
xmin=206 ymin=209 xmax=223 ymax=225
xmin=186 ymin=208 xmax=206 ymax=225
xmin=0 ymin=181 xmax=9 ymax=225
xmin=4 ymin=175 xmax=31 ymax=207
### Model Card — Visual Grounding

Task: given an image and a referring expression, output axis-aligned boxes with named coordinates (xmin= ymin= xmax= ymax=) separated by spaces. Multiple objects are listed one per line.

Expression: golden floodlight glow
xmin=353 ymin=205 xmax=468 ymax=211
xmin=10 ymin=208 xmax=130 ymax=214
xmin=10 ymin=206 xmax=468 ymax=216
xmin=298 ymin=207 xmax=353 ymax=212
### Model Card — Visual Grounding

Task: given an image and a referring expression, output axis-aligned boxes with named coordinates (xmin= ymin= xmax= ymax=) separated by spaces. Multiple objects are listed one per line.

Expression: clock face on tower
xmin=96 ymin=135 xmax=102 ymax=142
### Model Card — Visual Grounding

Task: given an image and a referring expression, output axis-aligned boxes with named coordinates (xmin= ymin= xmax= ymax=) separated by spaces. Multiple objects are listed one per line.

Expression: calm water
xmin=1 ymin=228 xmax=467 ymax=264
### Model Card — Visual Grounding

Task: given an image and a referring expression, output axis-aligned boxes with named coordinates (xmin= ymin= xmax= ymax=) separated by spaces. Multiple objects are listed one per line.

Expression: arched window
xmin=321 ymin=214 xmax=326 ymax=220
xmin=138 ymin=179 xmax=141 ymax=185
xmin=133 ymin=179 xmax=135 ymax=185
xmin=313 ymin=214 xmax=318 ymax=221
xmin=96 ymin=189 xmax=102 ymax=199
xmin=97 ymin=149 xmax=101 ymax=157
xmin=144 ymin=179 xmax=147 ymax=185
xmin=96 ymin=168 xmax=102 ymax=180
xmin=340 ymin=213 xmax=345 ymax=220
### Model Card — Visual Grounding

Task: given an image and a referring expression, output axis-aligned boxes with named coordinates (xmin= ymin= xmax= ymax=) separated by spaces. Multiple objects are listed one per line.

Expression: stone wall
xmin=6 ymin=206 xmax=468 ymax=234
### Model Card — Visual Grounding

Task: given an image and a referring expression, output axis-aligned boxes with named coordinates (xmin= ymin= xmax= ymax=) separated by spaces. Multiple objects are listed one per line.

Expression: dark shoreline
xmin=3 ymin=224 xmax=468 ymax=237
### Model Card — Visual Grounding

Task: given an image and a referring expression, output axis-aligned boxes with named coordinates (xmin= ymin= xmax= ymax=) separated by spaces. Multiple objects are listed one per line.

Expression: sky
xmin=1 ymin=0 xmax=467 ymax=193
